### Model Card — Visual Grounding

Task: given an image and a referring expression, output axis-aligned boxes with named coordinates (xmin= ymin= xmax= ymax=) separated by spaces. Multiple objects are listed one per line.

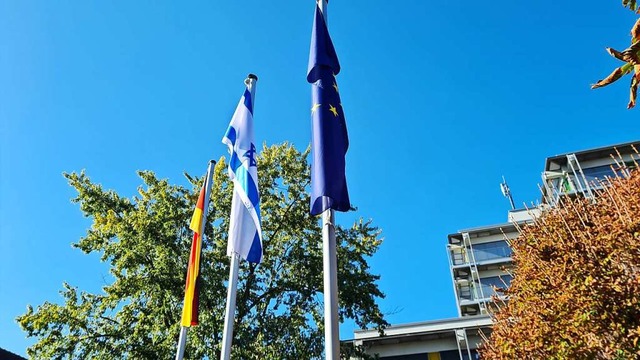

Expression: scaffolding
xmin=463 ymin=233 xmax=487 ymax=315
xmin=455 ymin=328 xmax=474 ymax=360
xmin=449 ymin=232 xmax=490 ymax=317
xmin=542 ymin=153 xmax=595 ymax=206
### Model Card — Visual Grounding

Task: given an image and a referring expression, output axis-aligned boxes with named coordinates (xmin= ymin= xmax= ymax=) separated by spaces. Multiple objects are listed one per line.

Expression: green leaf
xmin=18 ymin=143 xmax=388 ymax=359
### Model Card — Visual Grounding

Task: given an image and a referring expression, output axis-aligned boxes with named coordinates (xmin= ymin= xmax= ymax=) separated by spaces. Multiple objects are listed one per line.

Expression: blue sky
xmin=1 ymin=0 xmax=639 ymax=356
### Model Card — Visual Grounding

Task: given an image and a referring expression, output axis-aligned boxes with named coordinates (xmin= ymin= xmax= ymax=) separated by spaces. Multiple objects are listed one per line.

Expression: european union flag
xmin=308 ymin=4 xmax=350 ymax=216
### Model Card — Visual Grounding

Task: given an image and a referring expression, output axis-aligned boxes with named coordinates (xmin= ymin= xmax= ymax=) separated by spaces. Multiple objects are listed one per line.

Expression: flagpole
xmin=219 ymin=74 xmax=258 ymax=360
xmin=315 ymin=1 xmax=340 ymax=359
xmin=322 ymin=208 xmax=340 ymax=360
xmin=220 ymin=252 xmax=240 ymax=360
xmin=175 ymin=327 xmax=187 ymax=360
xmin=175 ymin=160 xmax=216 ymax=360
xmin=318 ymin=0 xmax=328 ymax=22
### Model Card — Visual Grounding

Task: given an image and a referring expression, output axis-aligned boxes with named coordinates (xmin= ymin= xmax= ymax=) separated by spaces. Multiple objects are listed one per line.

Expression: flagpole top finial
xmin=247 ymin=74 xmax=258 ymax=81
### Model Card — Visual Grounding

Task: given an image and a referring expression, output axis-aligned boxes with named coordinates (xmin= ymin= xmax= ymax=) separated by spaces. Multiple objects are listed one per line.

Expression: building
xmin=353 ymin=141 xmax=640 ymax=359
xmin=541 ymin=141 xmax=640 ymax=206
xmin=0 ymin=348 xmax=27 ymax=360
xmin=354 ymin=316 xmax=491 ymax=360
xmin=447 ymin=213 xmax=525 ymax=318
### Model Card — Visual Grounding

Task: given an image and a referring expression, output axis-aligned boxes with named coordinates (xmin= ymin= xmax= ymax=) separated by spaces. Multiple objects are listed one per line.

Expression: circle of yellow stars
xmin=311 ymin=80 xmax=342 ymax=117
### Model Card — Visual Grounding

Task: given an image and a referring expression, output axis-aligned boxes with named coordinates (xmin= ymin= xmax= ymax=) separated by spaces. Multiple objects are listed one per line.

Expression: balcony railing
xmin=450 ymin=241 xmax=512 ymax=266
xmin=457 ymin=276 xmax=512 ymax=302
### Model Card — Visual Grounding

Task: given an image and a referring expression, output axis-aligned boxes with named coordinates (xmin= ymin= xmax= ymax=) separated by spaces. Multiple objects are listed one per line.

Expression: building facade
xmin=354 ymin=141 xmax=640 ymax=359
xmin=354 ymin=316 xmax=491 ymax=360
xmin=447 ymin=219 xmax=519 ymax=318
xmin=541 ymin=141 xmax=639 ymax=206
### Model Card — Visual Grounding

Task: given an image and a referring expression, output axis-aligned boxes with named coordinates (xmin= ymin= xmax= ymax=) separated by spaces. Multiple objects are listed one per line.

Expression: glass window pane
xmin=479 ymin=275 xmax=512 ymax=298
xmin=471 ymin=241 xmax=511 ymax=262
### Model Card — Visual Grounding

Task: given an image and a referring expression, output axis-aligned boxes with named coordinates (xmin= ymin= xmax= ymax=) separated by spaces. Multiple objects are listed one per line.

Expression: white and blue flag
xmin=222 ymin=82 xmax=262 ymax=264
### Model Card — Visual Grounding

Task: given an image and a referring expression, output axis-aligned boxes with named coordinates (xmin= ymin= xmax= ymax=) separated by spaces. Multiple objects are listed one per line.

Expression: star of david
xmin=244 ymin=143 xmax=257 ymax=167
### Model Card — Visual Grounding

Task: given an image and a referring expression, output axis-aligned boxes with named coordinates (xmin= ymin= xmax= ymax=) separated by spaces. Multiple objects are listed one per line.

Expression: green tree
xmin=18 ymin=143 xmax=387 ymax=359
xmin=481 ymin=167 xmax=640 ymax=359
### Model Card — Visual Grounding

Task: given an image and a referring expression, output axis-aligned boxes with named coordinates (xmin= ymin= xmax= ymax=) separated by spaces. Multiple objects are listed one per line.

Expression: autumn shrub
xmin=481 ymin=166 xmax=640 ymax=359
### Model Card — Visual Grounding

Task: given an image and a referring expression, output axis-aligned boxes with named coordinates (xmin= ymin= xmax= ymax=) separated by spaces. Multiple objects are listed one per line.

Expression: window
xmin=380 ymin=354 xmax=430 ymax=360
xmin=479 ymin=275 xmax=512 ymax=298
xmin=581 ymin=164 xmax=619 ymax=185
xmin=471 ymin=241 xmax=511 ymax=262
xmin=440 ymin=349 xmax=480 ymax=360
xmin=579 ymin=163 xmax=637 ymax=189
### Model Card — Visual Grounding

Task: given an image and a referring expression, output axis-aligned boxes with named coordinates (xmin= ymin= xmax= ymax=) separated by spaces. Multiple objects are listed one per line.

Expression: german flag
xmin=180 ymin=181 xmax=207 ymax=327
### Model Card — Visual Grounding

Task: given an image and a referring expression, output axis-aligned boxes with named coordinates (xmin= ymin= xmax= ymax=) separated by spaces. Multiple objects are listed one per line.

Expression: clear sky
xmin=1 ymin=0 xmax=639 ymax=356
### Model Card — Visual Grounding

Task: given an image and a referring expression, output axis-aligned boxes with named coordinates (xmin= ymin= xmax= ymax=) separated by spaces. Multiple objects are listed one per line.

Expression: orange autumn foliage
xmin=481 ymin=167 xmax=640 ymax=359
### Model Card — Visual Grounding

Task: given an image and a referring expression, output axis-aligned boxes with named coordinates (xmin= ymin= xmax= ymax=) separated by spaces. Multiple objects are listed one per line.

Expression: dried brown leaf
xmin=631 ymin=18 xmax=640 ymax=42
xmin=629 ymin=67 xmax=640 ymax=109
xmin=591 ymin=64 xmax=633 ymax=89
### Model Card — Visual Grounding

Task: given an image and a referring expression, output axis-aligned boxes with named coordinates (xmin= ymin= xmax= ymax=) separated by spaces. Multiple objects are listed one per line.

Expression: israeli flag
xmin=222 ymin=84 xmax=262 ymax=264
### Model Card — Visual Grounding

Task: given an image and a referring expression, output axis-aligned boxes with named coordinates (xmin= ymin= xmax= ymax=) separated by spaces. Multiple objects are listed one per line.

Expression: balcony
xmin=449 ymin=241 xmax=513 ymax=268
xmin=456 ymin=275 xmax=512 ymax=304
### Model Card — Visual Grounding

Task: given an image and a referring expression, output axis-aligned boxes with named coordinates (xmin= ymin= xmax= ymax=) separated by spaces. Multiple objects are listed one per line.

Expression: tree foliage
xmin=591 ymin=18 xmax=640 ymax=109
xmin=623 ymin=0 xmax=639 ymax=13
xmin=17 ymin=143 xmax=387 ymax=359
xmin=481 ymin=166 xmax=640 ymax=359
xmin=591 ymin=3 xmax=640 ymax=108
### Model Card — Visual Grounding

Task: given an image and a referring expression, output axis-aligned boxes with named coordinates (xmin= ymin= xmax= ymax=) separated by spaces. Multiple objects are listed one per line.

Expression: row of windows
xmin=451 ymin=241 xmax=512 ymax=266
xmin=551 ymin=162 xmax=636 ymax=195
xmin=478 ymin=275 xmax=512 ymax=297
xmin=458 ymin=275 xmax=512 ymax=301
xmin=381 ymin=349 xmax=480 ymax=360
xmin=471 ymin=241 xmax=512 ymax=262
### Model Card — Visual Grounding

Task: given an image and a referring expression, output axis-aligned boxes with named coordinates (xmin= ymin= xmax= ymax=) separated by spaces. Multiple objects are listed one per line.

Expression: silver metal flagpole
xmin=175 ymin=327 xmax=187 ymax=360
xmin=317 ymin=1 xmax=340 ymax=359
xmin=322 ymin=208 xmax=340 ymax=360
xmin=220 ymin=252 xmax=240 ymax=360
xmin=176 ymin=160 xmax=216 ymax=360
xmin=220 ymin=74 xmax=258 ymax=360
